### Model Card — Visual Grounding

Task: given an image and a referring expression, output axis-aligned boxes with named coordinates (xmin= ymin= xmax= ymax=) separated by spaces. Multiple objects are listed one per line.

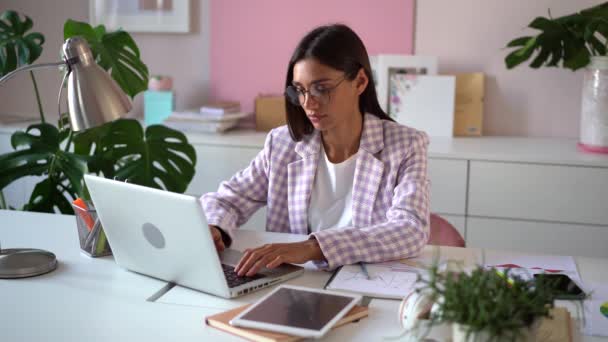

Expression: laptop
xmin=84 ymin=175 xmax=304 ymax=298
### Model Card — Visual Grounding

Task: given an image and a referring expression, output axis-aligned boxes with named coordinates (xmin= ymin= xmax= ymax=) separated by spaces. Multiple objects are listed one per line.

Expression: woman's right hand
xmin=209 ymin=225 xmax=225 ymax=252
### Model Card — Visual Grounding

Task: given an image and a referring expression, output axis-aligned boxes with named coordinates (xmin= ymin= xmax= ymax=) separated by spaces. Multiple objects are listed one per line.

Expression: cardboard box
xmin=453 ymin=73 xmax=484 ymax=136
xmin=454 ymin=102 xmax=483 ymax=136
xmin=255 ymin=95 xmax=286 ymax=131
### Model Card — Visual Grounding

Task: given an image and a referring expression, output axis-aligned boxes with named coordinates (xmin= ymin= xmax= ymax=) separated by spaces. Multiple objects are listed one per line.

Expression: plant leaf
xmin=0 ymin=123 xmax=88 ymax=212
xmin=64 ymin=20 xmax=149 ymax=98
xmin=72 ymin=119 xmax=196 ymax=193
xmin=0 ymin=10 xmax=45 ymax=76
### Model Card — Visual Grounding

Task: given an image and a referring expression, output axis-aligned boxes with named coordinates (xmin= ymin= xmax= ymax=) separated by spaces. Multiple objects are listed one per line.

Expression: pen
xmin=359 ymin=262 xmax=371 ymax=280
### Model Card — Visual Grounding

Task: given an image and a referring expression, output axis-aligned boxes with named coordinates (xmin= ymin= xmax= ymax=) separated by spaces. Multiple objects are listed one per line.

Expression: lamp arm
xmin=0 ymin=61 xmax=67 ymax=86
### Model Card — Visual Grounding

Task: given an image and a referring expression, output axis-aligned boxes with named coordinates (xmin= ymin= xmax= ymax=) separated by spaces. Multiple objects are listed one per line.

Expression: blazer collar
xmin=293 ymin=113 xmax=385 ymax=157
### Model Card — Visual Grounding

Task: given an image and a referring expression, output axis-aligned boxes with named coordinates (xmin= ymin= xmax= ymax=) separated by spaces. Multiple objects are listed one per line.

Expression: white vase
xmin=579 ymin=56 xmax=608 ymax=154
xmin=452 ymin=322 xmax=538 ymax=342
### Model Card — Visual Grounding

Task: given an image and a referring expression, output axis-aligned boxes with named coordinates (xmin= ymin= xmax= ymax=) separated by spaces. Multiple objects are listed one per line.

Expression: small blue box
xmin=144 ymin=90 xmax=174 ymax=125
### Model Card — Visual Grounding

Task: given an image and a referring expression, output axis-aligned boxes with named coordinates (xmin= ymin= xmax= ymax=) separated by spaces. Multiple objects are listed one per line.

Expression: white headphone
xmin=398 ymin=289 xmax=435 ymax=330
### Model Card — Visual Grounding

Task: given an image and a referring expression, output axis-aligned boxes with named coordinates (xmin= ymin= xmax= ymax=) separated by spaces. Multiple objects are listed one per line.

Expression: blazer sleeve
xmin=200 ymin=132 xmax=272 ymax=236
xmin=310 ymin=131 xmax=430 ymax=270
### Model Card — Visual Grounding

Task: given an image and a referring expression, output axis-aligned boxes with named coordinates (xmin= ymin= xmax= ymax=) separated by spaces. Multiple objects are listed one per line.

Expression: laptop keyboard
xmin=222 ymin=264 xmax=266 ymax=288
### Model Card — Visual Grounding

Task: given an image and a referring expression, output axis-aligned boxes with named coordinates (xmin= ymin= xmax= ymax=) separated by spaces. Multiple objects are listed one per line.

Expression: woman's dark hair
xmin=285 ymin=24 xmax=393 ymax=141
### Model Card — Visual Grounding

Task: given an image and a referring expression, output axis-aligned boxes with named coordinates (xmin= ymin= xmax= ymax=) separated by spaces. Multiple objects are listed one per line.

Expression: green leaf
xmin=0 ymin=123 xmax=88 ymax=212
xmin=504 ymin=3 xmax=604 ymax=71
xmin=23 ymin=177 xmax=73 ymax=214
xmin=506 ymin=36 xmax=532 ymax=48
xmin=64 ymin=20 xmax=148 ymax=98
xmin=72 ymin=119 xmax=197 ymax=194
xmin=0 ymin=10 xmax=45 ymax=76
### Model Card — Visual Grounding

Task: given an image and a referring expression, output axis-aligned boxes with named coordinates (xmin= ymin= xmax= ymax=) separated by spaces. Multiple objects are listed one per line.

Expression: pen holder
xmin=71 ymin=201 xmax=112 ymax=257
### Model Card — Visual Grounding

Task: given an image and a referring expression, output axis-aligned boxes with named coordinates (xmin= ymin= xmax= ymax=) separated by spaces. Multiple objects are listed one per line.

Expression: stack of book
xmin=200 ymin=101 xmax=241 ymax=117
xmin=163 ymin=101 xmax=249 ymax=133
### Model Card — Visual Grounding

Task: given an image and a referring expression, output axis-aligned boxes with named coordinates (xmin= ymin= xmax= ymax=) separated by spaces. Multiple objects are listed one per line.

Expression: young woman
xmin=202 ymin=24 xmax=430 ymax=276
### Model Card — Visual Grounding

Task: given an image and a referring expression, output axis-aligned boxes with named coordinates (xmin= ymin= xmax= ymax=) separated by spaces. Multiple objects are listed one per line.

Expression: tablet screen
xmin=239 ymin=287 xmax=355 ymax=330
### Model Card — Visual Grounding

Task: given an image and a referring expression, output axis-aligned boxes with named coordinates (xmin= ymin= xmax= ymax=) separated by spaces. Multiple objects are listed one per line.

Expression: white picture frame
xmin=89 ymin=0 xmax=190 ymax=33
xmin=371 ymin=54 xmax=438 ymax=113
xmin=390 ymin=75 xmax=456 ymax=137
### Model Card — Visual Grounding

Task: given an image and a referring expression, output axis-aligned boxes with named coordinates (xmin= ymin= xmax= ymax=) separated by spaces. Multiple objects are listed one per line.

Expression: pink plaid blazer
xmin=201 ymin=113 xmax=430 ymax=269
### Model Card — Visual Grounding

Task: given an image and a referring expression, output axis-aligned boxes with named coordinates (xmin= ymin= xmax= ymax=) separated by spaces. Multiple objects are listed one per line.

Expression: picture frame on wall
xmin=89 ymin=0 xmax=190 ymax=33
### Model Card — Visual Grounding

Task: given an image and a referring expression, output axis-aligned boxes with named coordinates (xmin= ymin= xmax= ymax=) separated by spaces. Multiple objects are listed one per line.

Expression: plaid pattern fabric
xmin=201 ymin=114 xmax=430 ymax=270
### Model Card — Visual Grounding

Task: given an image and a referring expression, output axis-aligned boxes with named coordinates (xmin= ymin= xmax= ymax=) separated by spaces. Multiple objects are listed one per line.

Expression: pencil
xmin=359 ymin=262 xmax=371 ymax=280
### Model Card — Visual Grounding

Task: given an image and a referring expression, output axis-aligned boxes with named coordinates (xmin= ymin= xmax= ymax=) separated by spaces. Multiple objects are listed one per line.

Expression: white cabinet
xmin=186 ymin=143 xmax=266 ymax=231
xmin=428 ymin=158 xmax=467 ymax=215
xmin=468 ymin=161 xmax=608 ymax=225
xmin=466 ymin=217 xmax=608 ymax=258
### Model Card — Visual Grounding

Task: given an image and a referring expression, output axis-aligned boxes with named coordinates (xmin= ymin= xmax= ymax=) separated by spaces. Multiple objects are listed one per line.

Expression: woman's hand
xmin=235 ymin=239 xmax=325 ymax=276
xmin=209 ymin=225 xmax=225 ymax=252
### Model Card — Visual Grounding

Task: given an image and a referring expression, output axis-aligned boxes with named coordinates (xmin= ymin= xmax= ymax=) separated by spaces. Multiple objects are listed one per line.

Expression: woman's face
xmin=291 ymin=58 xmax=367 ymax=131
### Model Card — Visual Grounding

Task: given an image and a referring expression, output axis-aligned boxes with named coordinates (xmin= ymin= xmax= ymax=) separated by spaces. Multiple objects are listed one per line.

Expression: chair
xmin=428 ymin=213 xmax=465 ymax=247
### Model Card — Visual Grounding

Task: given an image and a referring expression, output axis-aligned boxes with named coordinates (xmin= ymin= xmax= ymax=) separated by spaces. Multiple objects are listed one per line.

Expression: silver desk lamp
xmin=0 ymin=36 xmax=132 ymax=278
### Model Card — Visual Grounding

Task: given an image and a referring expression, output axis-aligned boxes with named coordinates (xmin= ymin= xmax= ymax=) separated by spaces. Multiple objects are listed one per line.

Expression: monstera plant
xmin=505 ymin=2 xmax=608 ymax=71
xmin=0 ymin=10 xmax=196 ymax=213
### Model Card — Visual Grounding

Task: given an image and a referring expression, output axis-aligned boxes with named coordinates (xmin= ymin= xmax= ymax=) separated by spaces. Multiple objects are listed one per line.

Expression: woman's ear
xmin=355 ymin=68 xmax=369 ymax=95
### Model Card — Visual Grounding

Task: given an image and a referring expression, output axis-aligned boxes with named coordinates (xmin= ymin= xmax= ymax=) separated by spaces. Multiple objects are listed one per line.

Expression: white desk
xmin=1 ymin=210 xmax=606 ymax=341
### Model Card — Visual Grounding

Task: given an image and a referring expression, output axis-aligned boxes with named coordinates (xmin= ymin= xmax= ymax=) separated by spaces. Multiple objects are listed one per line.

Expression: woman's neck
xmin=321 ymin=112 xmax=363 ymax=163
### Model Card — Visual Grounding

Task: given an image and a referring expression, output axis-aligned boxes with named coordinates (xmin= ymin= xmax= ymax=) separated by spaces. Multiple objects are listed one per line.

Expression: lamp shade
xmin=63 ymin=37 xmax=132 ymax=131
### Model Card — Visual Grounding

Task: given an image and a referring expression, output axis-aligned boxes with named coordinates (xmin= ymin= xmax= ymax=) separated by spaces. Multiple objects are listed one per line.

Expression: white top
xmin=308 ymin=145 xmax=357 ymax=232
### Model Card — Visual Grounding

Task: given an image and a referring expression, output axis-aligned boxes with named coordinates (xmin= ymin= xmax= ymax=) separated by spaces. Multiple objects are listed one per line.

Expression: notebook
xmin=205 ymin=304 xmax=368 ymax=342
xmin=325 ymin=261 xmax=420 ymax=299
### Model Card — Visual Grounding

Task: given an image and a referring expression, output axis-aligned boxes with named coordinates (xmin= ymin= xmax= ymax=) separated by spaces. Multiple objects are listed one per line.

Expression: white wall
xmin=415 ymin=0 xmax=603 ymax=137
xmin=0 ymin=0 xmax=211 ymax=122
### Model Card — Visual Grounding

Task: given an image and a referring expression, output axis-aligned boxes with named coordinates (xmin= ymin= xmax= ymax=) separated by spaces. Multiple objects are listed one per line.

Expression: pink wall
xmin=210 ymin=0 xmax=415 ymax=114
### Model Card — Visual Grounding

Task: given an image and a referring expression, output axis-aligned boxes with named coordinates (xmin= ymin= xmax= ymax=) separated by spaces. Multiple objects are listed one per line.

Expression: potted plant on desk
xmin=0 ymin=10 xmax=197 ymax=212
xmin=416 ymin=265 xmax=555 ymax=342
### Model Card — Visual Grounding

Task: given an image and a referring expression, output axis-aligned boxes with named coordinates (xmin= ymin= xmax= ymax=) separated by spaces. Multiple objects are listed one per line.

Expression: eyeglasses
xmin=284 ymin=76 xmax=346 ymax=106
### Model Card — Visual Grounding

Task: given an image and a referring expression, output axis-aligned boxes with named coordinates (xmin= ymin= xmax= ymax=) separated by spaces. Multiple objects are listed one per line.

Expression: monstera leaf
xmin=64 ymin=19 xmax=148 ymax=98
xmin=505 ymin=3 xmax=608 ymax=71
xmin=73 ymin=119 xmax=197 ymax=193
xmin=0 ymin=10 xmax=45 ymax=76
xmin=0 ymin=123 xmax=88 ymax=213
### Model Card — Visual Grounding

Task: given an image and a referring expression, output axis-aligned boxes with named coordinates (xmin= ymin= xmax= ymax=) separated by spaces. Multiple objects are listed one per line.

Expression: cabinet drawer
xmin=468 ymin=161 xmax=608 ymax=225
xmin=428 ymin=158 xmax=467 ymax=215
xmin=466 ymin=217 xmax=608 ymax=258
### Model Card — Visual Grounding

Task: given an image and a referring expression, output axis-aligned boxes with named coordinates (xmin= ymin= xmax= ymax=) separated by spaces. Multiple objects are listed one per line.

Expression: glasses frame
xmin=285 ymin=75 xmax=347 ymax=107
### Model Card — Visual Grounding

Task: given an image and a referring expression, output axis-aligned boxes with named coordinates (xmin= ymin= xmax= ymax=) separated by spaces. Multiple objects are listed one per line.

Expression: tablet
xmin=229 ymin=285 xmax=361 ymax=338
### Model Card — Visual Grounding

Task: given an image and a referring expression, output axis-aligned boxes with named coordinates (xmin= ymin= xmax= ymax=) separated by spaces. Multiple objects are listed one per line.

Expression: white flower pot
xmin=579 ymin=56 xmax=608 ymax=154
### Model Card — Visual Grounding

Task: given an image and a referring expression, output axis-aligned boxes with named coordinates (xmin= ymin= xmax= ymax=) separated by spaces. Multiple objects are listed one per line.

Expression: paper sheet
xmin=480 ymin=250 xmax=578 ymax=273
xmin=326 ymin=261 xmax=419 ymax=299
xmin=583 ymin=283 xmax=608 ymax=337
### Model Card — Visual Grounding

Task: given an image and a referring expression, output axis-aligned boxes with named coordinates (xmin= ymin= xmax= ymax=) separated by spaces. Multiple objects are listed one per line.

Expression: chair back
xmin=428 ymin=213 xmax=465 ymax=247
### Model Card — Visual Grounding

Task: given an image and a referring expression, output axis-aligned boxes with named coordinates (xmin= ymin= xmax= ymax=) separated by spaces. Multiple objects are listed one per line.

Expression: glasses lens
xmin=310 ymin=86 xmax=330 ymax=105
xmin=285 ymin=86 xmax=302 ymax=105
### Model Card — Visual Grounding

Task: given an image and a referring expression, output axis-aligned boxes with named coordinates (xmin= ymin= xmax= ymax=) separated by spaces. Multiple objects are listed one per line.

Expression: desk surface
xmin=1 ymin=209 xmax=606 ymax=341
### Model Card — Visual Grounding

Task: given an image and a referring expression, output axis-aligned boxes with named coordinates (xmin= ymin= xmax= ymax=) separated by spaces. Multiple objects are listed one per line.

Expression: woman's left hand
xmin=235 ymin=239 xmax=325 ymax=276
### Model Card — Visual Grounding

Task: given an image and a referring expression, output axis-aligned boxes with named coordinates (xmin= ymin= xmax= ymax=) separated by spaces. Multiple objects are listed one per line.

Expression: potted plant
xmin=0 ymin=10 xmax=197 ymax=213
xmin=504 ymin=2 xmax=608 ymax=153
xmin=415 ymin=264 xmax=555 ymax=342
